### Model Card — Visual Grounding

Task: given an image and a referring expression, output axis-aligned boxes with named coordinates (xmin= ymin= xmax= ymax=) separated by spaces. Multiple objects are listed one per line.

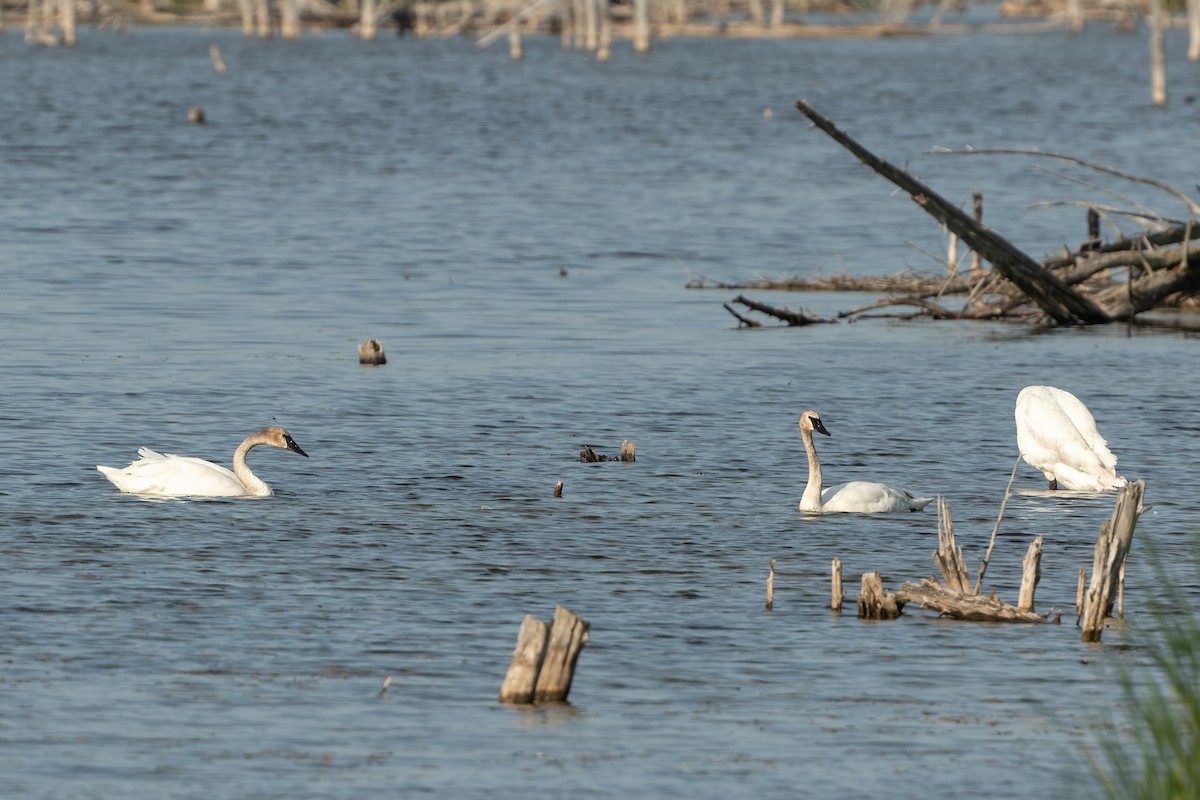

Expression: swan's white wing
xmin=1015 ymin=386 xmax=1123 ymax=491
xmin=1040 ymin=386 xmax=1118 ymax=471
xmin=820 ymin=481 xmax=932 ymax=513
xmin=97 ymin=449 xmax=249 ymax=497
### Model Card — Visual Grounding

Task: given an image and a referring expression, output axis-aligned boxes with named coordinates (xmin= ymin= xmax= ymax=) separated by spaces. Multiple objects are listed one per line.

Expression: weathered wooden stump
xmin=358 ymin=338 xmax=387 ymax=365
xmin=765 ymin=559 xmax=775 ymax=610
xmin=499 ymin=606 xmax=590 ymax=704
xmin=831 ymin=557 xmax=844 ymax=612
xmin=1017 ymin=536 xmax=1044 ymax=613
xmin=1081 ymin=480 xmax=1145 ymax=643
xmin=552 ymin=479 xmax=563 ymax=498
xmin=620 ymin=440 xmax=636 ymax=462
xmin=857 ymin=571 xmax=902 ymax=620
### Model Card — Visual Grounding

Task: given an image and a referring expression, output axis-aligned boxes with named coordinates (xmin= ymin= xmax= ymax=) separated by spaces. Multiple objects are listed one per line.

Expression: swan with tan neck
xmin=798 ymin=410 xmax=932 ymax=514
xmin=97 ymin=426 xmax=308 ymax=497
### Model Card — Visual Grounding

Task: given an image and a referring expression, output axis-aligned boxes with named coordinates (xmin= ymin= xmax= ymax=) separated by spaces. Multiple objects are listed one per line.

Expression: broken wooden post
xmin=358 ymin=339 xmax=387 ymax=365
xmin=499 ymin=614 xmax=550 ymax=704
xmin=831 ymin=557 xmax=843 ymax=612
xmin=1075 ymin=567 xmax=1086 ymax=626
xmin=59 ymin=0 xmax=75 ymax=46
xmin=632 ymin=0 xmax=649 ymax=52
xmin=508 ymin=25 xmax=522 ymax=59
xmin=933 ymin=496 xmax=972 ymax=594
xmin=1149 ymin=0 xmax=1167 ymax=106
xmin=533 ymin=606 xmax=590 ymax=702
xmin=857 ymin=571 xmax=901 ymax=620
xmin=970 ymin=191 xmax=984 ymax=278
xmin=765 ymin=559 xmax=775 ymax=610
xmin=1081 ymin=480 xmax=1145 ymax=642
xmin=553 ymin=479 xmax=563 ymax=497
xmin=209 ymin=43 xmax=227 ymax=74
xmin=620 ymin=440 xmax=636 ymax=462
xmin=1017 ymin=536 xmax=1043 ymax=613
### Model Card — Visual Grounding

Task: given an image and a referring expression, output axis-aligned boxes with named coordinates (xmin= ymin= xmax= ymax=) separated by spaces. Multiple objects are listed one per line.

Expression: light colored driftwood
xmin=209 ymin=43 xmax=227 ymax=74
xmin=973 ymin=456 xmax=1020 ymax=594
xmin=1017 ymin=536 xmax=1043 ymax=612
xmin=59 ymin=0 xmax=75 ymax=45
xmin=280 ymin=0 xmax=300 ymax=38
xmin=499 ymin=614 xmax=550 ymax=704
xmin=358 ymin=339 xmax=386 ymax=365
xmin=1118 ymin=560 xmax=1126 ymax=618
xmin=831 ymin=557 xmax=843 ymax=612
xmin=360 ymin=0 xmax=378 ymax=39
xmin=632 ymin=0 xmax=649 ymax=50
xmin=533 ymin=606 xmax=590 ymax=702
xmin=508 ymin=25 xmax=522 ymax=59
xmin=620 ymin=440 xmax=636 ymax=462
xmin=553 ymin=479 xmax=563 ymax=498
xmin=1075 ymin=567 xmax=1086 ymax=626
xmin=596 ymin=0 xmax=610 ymax=61
xmin=765 ymin=559 xmax=775 ymax=610
xmin=377 ymin=675 xmax=392 ymax=697
xmin=1190 ymin=0 xmax=1200 ymax=61
xmin=1081 ymin=480 xmax=1145 ymax=643
xmin=857 ymin=571 xmax=902 ymax=620
xmin=1150 ymin=0 xmax=1166 ymax=106
xmin=794 ymin=99 xmax=1110 ymax=325
xmin=896 ymin=578 xmax=1050 ymax=623
xmin=933 ymin=497 xmax=972 ymax=594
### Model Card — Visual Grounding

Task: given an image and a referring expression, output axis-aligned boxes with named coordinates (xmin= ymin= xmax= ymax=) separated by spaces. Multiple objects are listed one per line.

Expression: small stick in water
xmin=553 ymin=480 xmax=563 ymax=498
xmin=766 ymin=559 xmax=775 ymax=610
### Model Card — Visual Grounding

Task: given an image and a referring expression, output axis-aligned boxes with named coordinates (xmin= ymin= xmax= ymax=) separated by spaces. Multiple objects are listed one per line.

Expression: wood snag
xmin=358 ymin=339 xmax=387 ymax=365
xmin=499 ymin=606 xmax=590 ymax=704
xmin=1080 ymin=481 xmax=1145 ymax=642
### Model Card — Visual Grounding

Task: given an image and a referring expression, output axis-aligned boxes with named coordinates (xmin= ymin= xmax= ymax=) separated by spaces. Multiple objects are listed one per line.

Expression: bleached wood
xmin=897 ymin=579 xmax=1050 ymax=623
xmin=1081 ymin=481 xmax=1145 ymax=642
xmin=620 ymin=440 xmax=636 ymax=462
xmin=499 ymin=614 xmax=549 ymax=704
xmin=358 ymin=339 xmax=386 ymax=365
xmin=1075 ymin=567 xmax=1086 ymax=626
xmin=857 ymin=571 xmax=901 ymax=620
xmin=765 ymin=560 xmax=775 ymax=611
xmin=1017 ymin=536 xmax=1043 ymax=612
xmin=633 ymin=0 xmax=649 ymax=52
xmin=533 ymin=606 xmax=590 ymax=702
xmin=933 ymin=497 xmax=972 ymax=594
xmin=1150 ymin=0 xmax=1166 ymax=106
xmin=831 ymin=557 xmax=843 ymax=612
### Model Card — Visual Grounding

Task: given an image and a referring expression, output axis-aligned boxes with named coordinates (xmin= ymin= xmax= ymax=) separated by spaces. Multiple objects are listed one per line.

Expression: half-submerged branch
xmin=719 ymin=102 xmax=1199 ymax=327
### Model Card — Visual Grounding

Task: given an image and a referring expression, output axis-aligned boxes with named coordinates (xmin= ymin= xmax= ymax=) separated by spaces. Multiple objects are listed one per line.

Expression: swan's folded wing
xmin=1047 ymin=388 xmax=1119 ymax=469
xmin=98 ymin=455 xmax=246 ymax=496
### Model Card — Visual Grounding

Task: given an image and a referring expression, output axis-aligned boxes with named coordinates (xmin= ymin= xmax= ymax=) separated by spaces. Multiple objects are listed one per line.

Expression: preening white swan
xmin=1015 ymin=385 xmax=1126 ymax=492
xmin=798 ymin=410 xmax=933 ymax=514
xmin=97 ymin=426 xmax=308 ymax=497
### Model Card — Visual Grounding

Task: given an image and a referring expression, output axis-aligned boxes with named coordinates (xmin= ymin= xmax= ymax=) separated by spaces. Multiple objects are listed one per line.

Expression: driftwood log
xmin=893 ymin=496 xmax=1054 ymax=623
xmin=717 ymin=102 xmax=1200 ymax=327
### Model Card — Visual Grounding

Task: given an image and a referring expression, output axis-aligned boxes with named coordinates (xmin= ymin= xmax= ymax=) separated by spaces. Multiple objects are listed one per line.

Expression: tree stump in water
xmin=1081 ymin=481 xmax=1145 ymax=642
xmin=358 ymin=339 xmax=387 ymax=365
xmin=499 ymin=606 xmax=590 ymax=704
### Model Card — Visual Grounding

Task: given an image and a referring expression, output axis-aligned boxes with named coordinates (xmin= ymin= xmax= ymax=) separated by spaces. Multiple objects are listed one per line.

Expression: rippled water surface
xmin=3 ymin=20 xmax=1200 ymax=799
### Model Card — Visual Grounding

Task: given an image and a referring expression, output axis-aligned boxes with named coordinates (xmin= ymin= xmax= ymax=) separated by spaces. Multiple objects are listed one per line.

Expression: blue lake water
xmin=2 ymin=19 xmax=1199 ymax=799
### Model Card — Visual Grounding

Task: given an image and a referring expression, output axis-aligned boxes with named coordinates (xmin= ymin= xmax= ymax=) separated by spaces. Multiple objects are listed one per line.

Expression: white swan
xmin=97 ymin=426 xmax=308 ymax=497
xmin=1015 ymin=385 xmax=1126 ymax=491
xmin=797 ymin=410 xmax=933 ymax=514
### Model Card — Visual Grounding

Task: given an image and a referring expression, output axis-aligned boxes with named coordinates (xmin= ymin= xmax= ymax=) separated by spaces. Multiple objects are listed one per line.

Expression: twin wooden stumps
xmin=499 ymin=606 xmax=590 ymax=705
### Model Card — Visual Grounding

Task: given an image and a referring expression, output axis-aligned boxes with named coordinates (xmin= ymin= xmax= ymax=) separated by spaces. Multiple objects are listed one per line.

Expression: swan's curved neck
xmin=232 ymin=434 xmax=272 ymax=497
xmin=799 ymin=426 xmax=824 ymax=512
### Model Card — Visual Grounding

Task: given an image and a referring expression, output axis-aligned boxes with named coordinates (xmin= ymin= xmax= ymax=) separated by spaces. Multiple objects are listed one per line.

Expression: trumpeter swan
xmin=97 ymin=426 xmax=308 ymax=497
xmin=1015 ymin=385 xmax=1126 ymax=491
xmin=797 ymin=410 xmax=933 ymax=514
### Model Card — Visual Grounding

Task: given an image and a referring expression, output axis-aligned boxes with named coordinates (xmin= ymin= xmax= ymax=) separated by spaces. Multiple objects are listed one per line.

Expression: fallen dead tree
xmin=717 ymin=101 xmax=1200 ymax=327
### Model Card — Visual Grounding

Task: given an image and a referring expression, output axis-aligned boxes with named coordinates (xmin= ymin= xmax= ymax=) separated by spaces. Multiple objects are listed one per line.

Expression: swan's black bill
xmin=284 ymin=435 xmax=309 ymax=457
xmin=810 ymin=417 xmax=831 ymax=436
